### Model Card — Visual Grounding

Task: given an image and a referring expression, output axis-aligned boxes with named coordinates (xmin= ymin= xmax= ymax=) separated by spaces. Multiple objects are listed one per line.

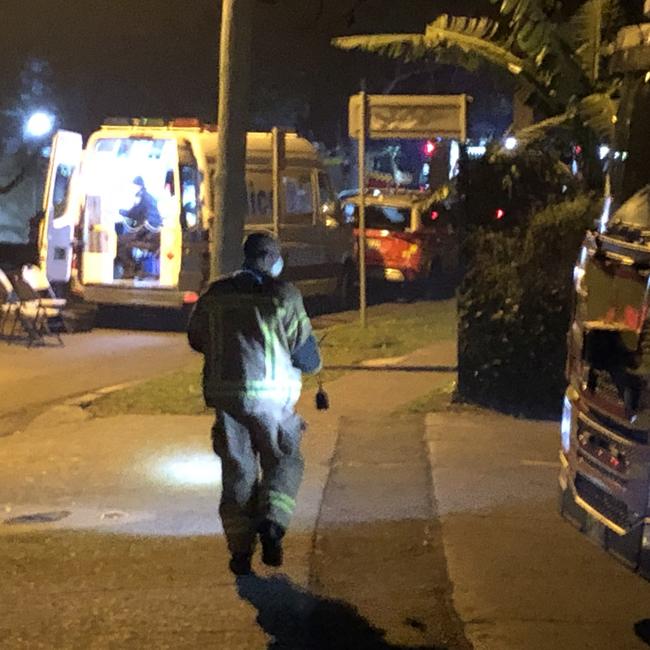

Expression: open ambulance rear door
xmin=40 ymin=130 xmax=83 ymax=284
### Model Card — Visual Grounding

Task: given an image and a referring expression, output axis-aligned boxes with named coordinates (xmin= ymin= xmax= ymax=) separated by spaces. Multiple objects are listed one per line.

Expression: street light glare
xmin=505 ymin=136 xmax=518 ymax=151
xmin=25 ymin=111 xmax=54 ymax=138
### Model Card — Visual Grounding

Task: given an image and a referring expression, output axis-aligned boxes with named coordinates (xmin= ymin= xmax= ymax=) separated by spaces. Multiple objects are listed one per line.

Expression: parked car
xmin=341 ymin=187 xmax=458 ymax=291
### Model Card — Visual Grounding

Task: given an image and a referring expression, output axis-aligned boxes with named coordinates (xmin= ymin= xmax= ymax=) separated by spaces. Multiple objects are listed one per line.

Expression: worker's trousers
xmin=211 ymin=408 xmax=305 ymax=556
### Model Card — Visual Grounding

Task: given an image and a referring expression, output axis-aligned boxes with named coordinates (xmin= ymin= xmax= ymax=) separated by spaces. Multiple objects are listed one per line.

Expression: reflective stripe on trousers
xmin=211 ymin=408 xmax=305 ymax=555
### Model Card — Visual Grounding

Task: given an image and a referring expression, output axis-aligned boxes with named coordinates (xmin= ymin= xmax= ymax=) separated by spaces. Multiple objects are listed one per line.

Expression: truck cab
xmin=559 ymin=20 xmax=650 ymax=579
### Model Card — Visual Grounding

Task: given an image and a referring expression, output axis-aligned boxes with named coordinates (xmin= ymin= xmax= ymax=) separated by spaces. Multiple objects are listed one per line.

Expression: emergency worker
xmin=188 ymin=232 xmax=322 ymax=576
xmin=115 ymin=176 xmax=162 ymax=279
xmin=119 ymin=176 xmax=162 ymax=231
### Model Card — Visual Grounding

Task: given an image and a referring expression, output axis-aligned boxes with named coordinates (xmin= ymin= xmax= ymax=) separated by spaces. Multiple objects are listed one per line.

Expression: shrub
xmin=458 ymin=195 xmax=599 ymax=417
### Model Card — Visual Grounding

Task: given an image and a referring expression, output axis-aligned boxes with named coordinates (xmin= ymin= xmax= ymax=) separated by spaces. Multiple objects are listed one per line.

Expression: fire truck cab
xmin=559 ymin=18 xmax=650 ymax=579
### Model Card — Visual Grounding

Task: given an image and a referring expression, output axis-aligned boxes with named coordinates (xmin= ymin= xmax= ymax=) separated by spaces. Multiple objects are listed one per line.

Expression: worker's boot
xmin=258 ymin=519 xmax=285 ymax=567
xmin=229 ymin=553 xmax=253 ymax=576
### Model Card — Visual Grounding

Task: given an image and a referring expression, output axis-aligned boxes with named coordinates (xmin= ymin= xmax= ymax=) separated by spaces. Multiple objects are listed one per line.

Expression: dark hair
xmin=243 ymin=232 xmax=280 ymax=262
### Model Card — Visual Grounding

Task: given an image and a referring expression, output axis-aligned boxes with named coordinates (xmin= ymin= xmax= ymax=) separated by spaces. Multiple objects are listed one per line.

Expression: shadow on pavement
xmin=635 ymin=619 xmax=650 ymax=646
xmin=236 ymin=574 xmax=446 ymax=650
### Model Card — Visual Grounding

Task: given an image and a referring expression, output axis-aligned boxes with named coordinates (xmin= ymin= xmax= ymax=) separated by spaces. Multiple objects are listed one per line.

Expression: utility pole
xmin=211 ymin=0 xmax=254 ymax=280
xmin=357 ymin=90 xmax=368 ymax=327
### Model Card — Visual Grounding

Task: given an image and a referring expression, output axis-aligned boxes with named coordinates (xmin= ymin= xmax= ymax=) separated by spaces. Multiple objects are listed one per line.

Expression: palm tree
xmin=332 ymin=1 xmax=623 ymax=155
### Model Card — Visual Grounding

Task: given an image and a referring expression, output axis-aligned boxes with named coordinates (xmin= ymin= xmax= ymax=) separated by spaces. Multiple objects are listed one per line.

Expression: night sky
xmin=2 ymin=0 xmax=640 ymax=145
xmin=0 ymin=0 xmax=503 ymax=144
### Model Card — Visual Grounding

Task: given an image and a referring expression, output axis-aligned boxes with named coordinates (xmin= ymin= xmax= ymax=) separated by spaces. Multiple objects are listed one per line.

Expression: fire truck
xmin=559 ymin=14 xmax=650 ymax=578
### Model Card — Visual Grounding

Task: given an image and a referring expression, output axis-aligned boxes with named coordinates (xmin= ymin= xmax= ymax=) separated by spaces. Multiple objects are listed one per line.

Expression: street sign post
xmin=349 ymin=94 xmax=467 ymax=141
xmin=349 ymin=93 xmax=467 ymax=325
xmin=357 ymin=92 xmax=368 ymax=328
xmin=271 ymin=127 xmax=285 ymax=237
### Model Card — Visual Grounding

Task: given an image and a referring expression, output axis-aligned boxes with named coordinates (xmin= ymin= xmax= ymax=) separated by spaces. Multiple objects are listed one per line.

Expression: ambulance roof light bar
xmin=103 ymin=117 xmax=166 ymax=127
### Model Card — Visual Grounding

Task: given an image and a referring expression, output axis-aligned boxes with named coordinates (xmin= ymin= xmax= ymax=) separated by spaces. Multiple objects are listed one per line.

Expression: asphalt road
xmin=0 ymin=329 xmax=194 ymax=435
xmin=0 ymin=303 xmax=361 ymax=437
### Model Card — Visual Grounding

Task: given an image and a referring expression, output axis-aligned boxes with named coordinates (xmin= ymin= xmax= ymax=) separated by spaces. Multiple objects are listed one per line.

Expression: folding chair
xmin=6 ymin=271 xmax=65 ymax=347
xmin=0 ymin=269 xmax=18 ymax=339
xmin=0 ymin=282 xmax=16 ymax=339
xmin=22 ymin=265 xmax=67 ymax=309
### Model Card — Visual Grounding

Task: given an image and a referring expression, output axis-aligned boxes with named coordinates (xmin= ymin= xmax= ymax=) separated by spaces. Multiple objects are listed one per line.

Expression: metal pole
xmin=211 ymin=0 xmax=253 ymax=280
xmin=272 ymin=126 xmax=282 ymax=237
xmin=358 ymin=91 xmax=368 ymax=327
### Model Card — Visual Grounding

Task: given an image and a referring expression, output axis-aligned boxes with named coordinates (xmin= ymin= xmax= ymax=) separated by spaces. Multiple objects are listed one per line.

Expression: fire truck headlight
xmin=561 ymin=396 xmax=573 ymax=452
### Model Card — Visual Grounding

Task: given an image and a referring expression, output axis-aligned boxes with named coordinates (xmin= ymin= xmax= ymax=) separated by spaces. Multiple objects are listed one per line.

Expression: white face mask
xmin=270 ymin=256 xmax=284 ymax=278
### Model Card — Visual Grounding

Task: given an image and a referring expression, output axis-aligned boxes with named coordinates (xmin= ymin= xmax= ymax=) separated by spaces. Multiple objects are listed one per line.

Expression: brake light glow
xmin=183 ymin=291 xmax=200 ymax=304
xmin=430 ymin=210 xmax=439 ymax=221
xmin=495 ymin=208 xmax=505 ymax=220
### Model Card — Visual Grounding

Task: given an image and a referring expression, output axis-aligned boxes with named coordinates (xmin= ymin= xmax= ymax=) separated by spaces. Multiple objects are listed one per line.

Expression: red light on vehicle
xmin=183 ymin=291 xmax=200 ymax=304
xmin=170 ymin=117 xmax=201 ymax=128
xmin=424 ymin=140 xmax=436 ymax=156
xmin=495 ymin=208 xmax=505 ymax=220
xmin=575 ymin=145 xmax=582 ymax=155
xmin=430 ymin=210 xmax=439 ymax=221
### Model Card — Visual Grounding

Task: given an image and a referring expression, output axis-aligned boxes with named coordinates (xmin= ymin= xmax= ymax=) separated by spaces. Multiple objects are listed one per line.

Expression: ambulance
xmin=40 ymin=118 xmax=356 ymax=311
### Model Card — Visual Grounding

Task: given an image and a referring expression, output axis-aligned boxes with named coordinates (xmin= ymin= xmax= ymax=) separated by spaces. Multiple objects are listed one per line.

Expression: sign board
xmin=349 ymin=94 xmax=467 ymax=141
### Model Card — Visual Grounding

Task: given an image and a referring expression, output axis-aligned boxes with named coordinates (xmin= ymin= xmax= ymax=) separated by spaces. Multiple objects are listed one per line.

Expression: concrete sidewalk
xmin=0 ymin=341 xmax=458 ymax=648
xmin=4 ymin=335 xmax=650 ymax=649
xmin=426 ymin=411 xmax=650 ymax=650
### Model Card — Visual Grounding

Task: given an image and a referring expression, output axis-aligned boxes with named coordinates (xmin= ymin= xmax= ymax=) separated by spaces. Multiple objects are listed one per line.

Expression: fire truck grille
xmin=590 ymin=370 xmax=624 ymax=407
xmin=574 ymin=473 xmax=630 ymax=529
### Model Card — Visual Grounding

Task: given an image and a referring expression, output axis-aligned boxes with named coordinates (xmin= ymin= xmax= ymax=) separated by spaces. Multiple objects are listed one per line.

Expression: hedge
xmin=457 ymin=195 xmax=600 ymax=418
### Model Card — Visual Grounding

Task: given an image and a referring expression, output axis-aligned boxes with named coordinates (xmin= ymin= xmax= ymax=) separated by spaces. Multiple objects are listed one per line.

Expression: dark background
xmin=0 ymin=0 xmax=509 ymax=145
xmin=0 ymin=0 xmax=643 ymax=145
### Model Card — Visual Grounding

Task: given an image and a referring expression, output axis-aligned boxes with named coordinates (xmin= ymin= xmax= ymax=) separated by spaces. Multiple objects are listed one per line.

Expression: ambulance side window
xmin=52 ymin=164 xmax=74 ymax=219
xmin=180 ymin=165 xmax=200 ymax=230
xmin=318 ymin=171 xmax=341 ymax=227
xmin=282 ymin=173 xmax=314 ymax=225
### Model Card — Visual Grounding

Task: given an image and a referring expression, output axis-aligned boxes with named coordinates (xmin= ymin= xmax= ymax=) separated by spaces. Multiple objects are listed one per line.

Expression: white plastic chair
xmin=21 ymin=264 xmax=67 ymax=309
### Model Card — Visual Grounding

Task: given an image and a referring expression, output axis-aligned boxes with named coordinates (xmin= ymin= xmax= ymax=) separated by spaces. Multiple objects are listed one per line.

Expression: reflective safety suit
xmin=188 ymin=270 xmax=321 ymax=555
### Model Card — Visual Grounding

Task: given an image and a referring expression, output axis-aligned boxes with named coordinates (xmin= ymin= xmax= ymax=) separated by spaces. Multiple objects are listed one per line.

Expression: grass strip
xmin=91 ymin=298 xmax=456 ymax=417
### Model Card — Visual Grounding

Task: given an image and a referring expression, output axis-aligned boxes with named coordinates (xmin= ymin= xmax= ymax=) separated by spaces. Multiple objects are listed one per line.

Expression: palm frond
xmin=333 ymin=15 xmax=520 ymax=71
xmin=332 ymin=34 xmax=431 ymax=63
xmin=512 ymin=111 xmax=575 ymax=147
xmin=333 ymin=16 xmax=566 ymax=115
xmin=567 ymin=0 xmax=606 ymax=82
xmin=577 ymin=92 xmax=617 ymax=140
xmin=496 ymin=0 xmax=591 ymax=101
